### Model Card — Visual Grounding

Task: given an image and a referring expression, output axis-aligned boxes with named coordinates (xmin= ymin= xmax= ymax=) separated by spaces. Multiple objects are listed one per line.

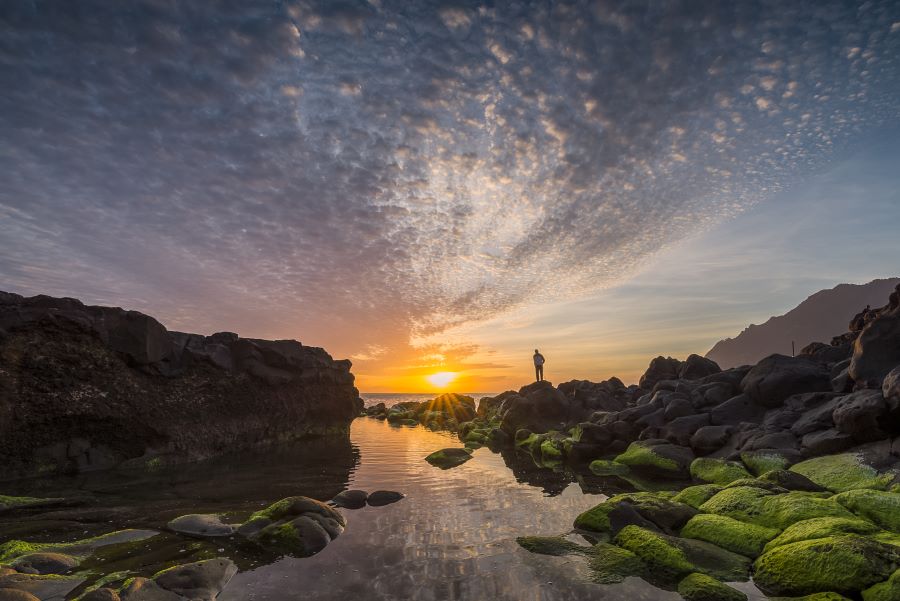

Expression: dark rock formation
xmin=0 ymin=291 xmax=362 ymax=480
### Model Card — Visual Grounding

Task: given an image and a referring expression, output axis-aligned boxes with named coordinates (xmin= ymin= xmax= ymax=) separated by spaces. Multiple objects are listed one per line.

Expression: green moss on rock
xmin=614 ymin=441 xmax=692 ymax=478
xmin=586 ymin=542 xmax=647 ymax=584
xmin=680 ymin=513 xmax=779 ymax=557
xmin=540 ymin=439 xmax=563 ymax=462
xmin=589 ymin=460 xmax=630 ymax=476
xmin=765 ymin=517 xmax=880 ymax=551
xmin=790 ymin=454 xmax=894 ymax=493
xmin=741 ymin=451 xmax=793 ymax=476
xmin=673 ymin=485 xmax=723 ymax=509
xmin=690 ymin=458 xmax=752 ymax=485
xmin=424 ymin=448 xmax=473 ymax=469
xmin=613 ymin=525 xmax=751 ymax=583
xmin=861 ymin=568 xmax=900 ymax=601
xmin=769 ymin=594 xmax=852 ymax=601
xmin=832 ymin=489 xmax=900 ymax=533
xmin=700 ymin=487 xmax=855 ymax=530
xmin=677 ymin=572 xmax=747 ymax=601
xmin=753 ymin=534 xmax=900 ymax=597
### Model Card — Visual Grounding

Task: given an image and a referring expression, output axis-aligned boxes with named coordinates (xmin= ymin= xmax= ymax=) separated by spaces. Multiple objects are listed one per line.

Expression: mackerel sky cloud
xmin=2 ymin=1 xmax=899 ymax=390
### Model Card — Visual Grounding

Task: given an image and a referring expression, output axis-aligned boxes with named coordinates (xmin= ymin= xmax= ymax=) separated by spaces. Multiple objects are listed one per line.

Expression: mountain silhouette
xmin=706 ymin=277 xmax=900 ymax=369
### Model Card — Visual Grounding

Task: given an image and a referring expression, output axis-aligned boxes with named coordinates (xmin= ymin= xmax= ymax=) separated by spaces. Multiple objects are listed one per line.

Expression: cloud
xmin=1 ymin=0 xmax=899 ymax=367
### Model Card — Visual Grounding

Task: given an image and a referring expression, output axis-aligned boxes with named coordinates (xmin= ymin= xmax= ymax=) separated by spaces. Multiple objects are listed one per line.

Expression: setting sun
xmin=426 ymin=371 xmax=457 ymax=388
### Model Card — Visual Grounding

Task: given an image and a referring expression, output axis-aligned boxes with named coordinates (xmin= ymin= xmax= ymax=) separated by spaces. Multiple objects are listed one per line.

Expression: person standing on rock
xmin=533 ymin=349 xmax=545 ymax=382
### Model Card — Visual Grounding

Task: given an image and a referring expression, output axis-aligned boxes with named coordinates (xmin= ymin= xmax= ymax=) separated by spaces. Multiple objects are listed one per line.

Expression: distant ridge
xmin=706 ymin=277 xmax=900 ymax=369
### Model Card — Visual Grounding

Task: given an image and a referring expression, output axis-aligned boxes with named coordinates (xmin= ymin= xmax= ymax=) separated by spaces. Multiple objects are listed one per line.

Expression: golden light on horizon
xmin=426 ymin=371 xmax=457 ymax=388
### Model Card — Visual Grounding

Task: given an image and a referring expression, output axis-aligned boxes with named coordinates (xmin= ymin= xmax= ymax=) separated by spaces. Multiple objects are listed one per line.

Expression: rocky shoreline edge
xmin=365 ymin=283 xmax=900 ymax=600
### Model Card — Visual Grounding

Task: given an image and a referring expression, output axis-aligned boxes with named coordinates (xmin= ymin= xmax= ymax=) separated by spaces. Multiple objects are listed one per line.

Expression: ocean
xmin=360 ymin=392 xmax=499 ymax=408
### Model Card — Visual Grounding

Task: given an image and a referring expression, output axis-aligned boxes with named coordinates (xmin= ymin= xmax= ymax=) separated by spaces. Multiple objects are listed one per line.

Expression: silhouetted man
xmin=533 ymin=349 xmax=545 ymax=382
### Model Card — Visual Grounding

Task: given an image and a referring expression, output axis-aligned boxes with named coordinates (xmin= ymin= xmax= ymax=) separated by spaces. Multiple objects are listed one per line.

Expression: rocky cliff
xmin=0 ymin=291 xmax=362 ymax=480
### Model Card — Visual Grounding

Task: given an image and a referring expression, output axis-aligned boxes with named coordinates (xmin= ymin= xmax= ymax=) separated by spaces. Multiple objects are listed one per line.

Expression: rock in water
xmin=238 ymin=496 xmax=345 ymax=557
xmin=331 ymin=490 xmax=368 ymax=509
xmin=366 ymin=491 xmax=405 ymax=506
xmin=152 ymin=558 xmax=238 ymax=600
xmin=167 ymin=514 xmax=235 ymax=537
xmin=0 ymin=291 xmax=362 ymax=479
xmin=425 ymin=448 xmax=473 ymax=469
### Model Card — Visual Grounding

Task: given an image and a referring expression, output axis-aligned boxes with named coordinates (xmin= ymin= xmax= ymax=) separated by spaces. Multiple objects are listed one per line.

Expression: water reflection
xmin=0 ymin=419 xmax=766 ymax=600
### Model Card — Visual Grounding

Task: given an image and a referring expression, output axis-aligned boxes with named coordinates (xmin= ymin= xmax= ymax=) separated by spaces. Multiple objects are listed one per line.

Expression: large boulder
xmin=679 ymin=354 xmax=721 ymax=381
xmin=849 ymin=292 xmax=900 ymax=388
xmin=640 ymin=356 xmax=683 ymax=389
xmin=831 ymin=390 xmax=888 ymax=441
xmin=741 ymin=355 xmax=832 ymax=408
xmin=498 ymin=381 xmax=569 ymax=435
xmin=0 ymin=292 xmax=361 ymax=479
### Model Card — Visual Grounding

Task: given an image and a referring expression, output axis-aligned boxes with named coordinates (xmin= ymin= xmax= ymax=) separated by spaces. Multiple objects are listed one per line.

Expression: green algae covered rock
xmin=789 ymin=454 xmax=894 ymax=493
xmin=573 ymin=492 xmax=693 ymax=535
xmin=540 ymin=439 xmax=563 ymax=462
xmin=741 ymin=450 xmax=794 ymax=476
xmin=700 ymin=487 xmax=854 ymax=529
xmin=673 ymin=484 xmax=723 ymax=509
xmin=614 ymin=440 xmax=694 ymax=478
xmin=680 ymin=513 xmax=779 ymax=557
xmin=690 ymin=458 xmax=752 ymax=485
xmin=0 ymin=530 xmax=157 ymax=564
xmin=516 ymin=536 xmax=585 ymax=556
xmin=612 ymin=525 xmax=751 ymax=582
xmin=753 ymin=534 xmax=900 ymax=597
xmin=862 ymin=568 xmax=900 ymax=601
xmin=424 ymin=447 xmax=473 ymax=469
xmin=588 ymin=459 xmax=630 ymax=476
xmin=677 ymin=572 xmax=747 ymax=601
xmin=758 ymin=469 xmax=825 ymax=492
xmin=586 ymin=542 xmax=647 ymax=584
xmin=832 ymin=489 xmax=900 ymax=532
xmin=0 ymin=495 xmax=65 ymax=513
xmin=765 ymin=516 xmax=880 ymax=551
xmin=722 ymin=478 xmax=789 ymax=494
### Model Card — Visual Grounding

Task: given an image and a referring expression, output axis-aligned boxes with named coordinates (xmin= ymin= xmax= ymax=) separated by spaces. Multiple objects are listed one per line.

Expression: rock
xmin=883 ymin=366 xmax=900 ymax=404
xmin=152 ymin=558 xmax=237 ymax=600
xmin=832 ymin=390 xmax=889 ymax=440
xmin=0 ymin=292 xmax=361 ymax=479
xmin=700 ymin=487 xmax=855 ymax=529
xmin=0 ymin=591 xmax=41 ymax=601
xmin=119 ymin=577 xmax=183 ymax=601
xmin=710 ymin=394 xmax=766 ymax=426
xmin=498 ymin=382 xmax=569 ymax=435
xmin=80 ymin=589 xmax=122 ymax=601
xmin=789 ymin=453 xmax=894 ymax=493
xmin=757 ymin=469 xmax=825 ymax=492
xmin=679 ymin=355 xmax=722 ymax=381
xmin=753 ymin=535 xmax=900 ymax=597
xmin=831 ymin=359 xmax=854 ymax=393
xmin=672 ymin=485 xmax=723 ymax=509
xmin=167 ymin=514 xmax=235 ymax=537
xmin=689 ymin=458 xmax=751 ymax=485
xmin=0 ymin=573 xmax=84 ymax=601
xmin=690 ymin=425 xmax=733 ymax=455
xmin=516 ymin=536 xmax=584 ymax=556
xmin=612 ymin=525 xmax=751 ymax=582
xmin=663 ymin=414 xmax=711 ymax=447
xmin=861 ymin=568 xmax=900 ymax=601
xmin=740 ymin=450 xmax=798 ymax=476
xmin=0 ymin=496 xmax=66 ymax=514
xmin=677 ymin=573 xmax=747 ymax=601
xmin=573 ymin=492 xmax=695 ymax=535
xmin=681 ymin=513 xmax=779 ymax=557
xmin=801 ymin=429 xmax=856 ymax=456
xmin=424 ymin=448 xmax=472 ymax=469
xmin=764 ymin=516 xmax=880 ymax=551
xmin=588 ymin=459 xmax=629 ymax=476
xmin=849 ymin=304 xmax=900 ymax=388
xmin=832 ymin=489 xmax=900 ymax=532
xmin=614 ymin=440 xmax=694 ymax=479
xmin=331 ymin=489 xmax=368 ymax=509
xmin=663 ymin=397 xmax=695 ymax=421
xmin=791 ymin=398 xmax=841 ymax=436
xmin=741 ymin=355 xmax=832 ymax=408
xmin=743 ymin=430 xmax=800 ymax=452
xmin=640 ymin=356 xmax=683 ymax=390
xmin=585 ymin=542 xmax=647 ymax=584
xmin=10 ymin=552 xmax=78 ymax=575
xmin=240 ymin=496 xmax=345 ymax=557
xmin=366 ymin=491 xmax=404 ymax=506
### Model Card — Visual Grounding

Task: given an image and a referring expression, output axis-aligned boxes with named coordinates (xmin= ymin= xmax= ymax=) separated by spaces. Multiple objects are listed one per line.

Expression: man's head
xmin=534 ymin=349 xmax=539 ymax=354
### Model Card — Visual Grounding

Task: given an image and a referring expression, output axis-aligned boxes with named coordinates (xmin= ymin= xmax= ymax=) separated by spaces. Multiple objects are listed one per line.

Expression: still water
xmin=1 ymin=418 xmax=767 ymax=600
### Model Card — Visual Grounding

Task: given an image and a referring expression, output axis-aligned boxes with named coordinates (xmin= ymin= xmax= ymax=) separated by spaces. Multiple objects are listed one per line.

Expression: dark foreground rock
xmin=0 ymin=291 xmax=362 ymax=480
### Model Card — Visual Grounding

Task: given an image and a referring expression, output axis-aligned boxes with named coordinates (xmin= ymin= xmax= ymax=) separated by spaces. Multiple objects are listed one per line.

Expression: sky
xmin=1 ymin=1 xmax=899 ymax=393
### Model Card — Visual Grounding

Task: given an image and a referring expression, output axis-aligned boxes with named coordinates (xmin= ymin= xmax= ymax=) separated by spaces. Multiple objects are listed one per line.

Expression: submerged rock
xmin=167 ymin=514 xmax=235 ymax=538
xmin=239 ymin=496 xmax=345 ymax=557
xmin=10 ymin=552 xmax=79 ymax=575
xmin=152 ymin=558 xmax=237 ymax=600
